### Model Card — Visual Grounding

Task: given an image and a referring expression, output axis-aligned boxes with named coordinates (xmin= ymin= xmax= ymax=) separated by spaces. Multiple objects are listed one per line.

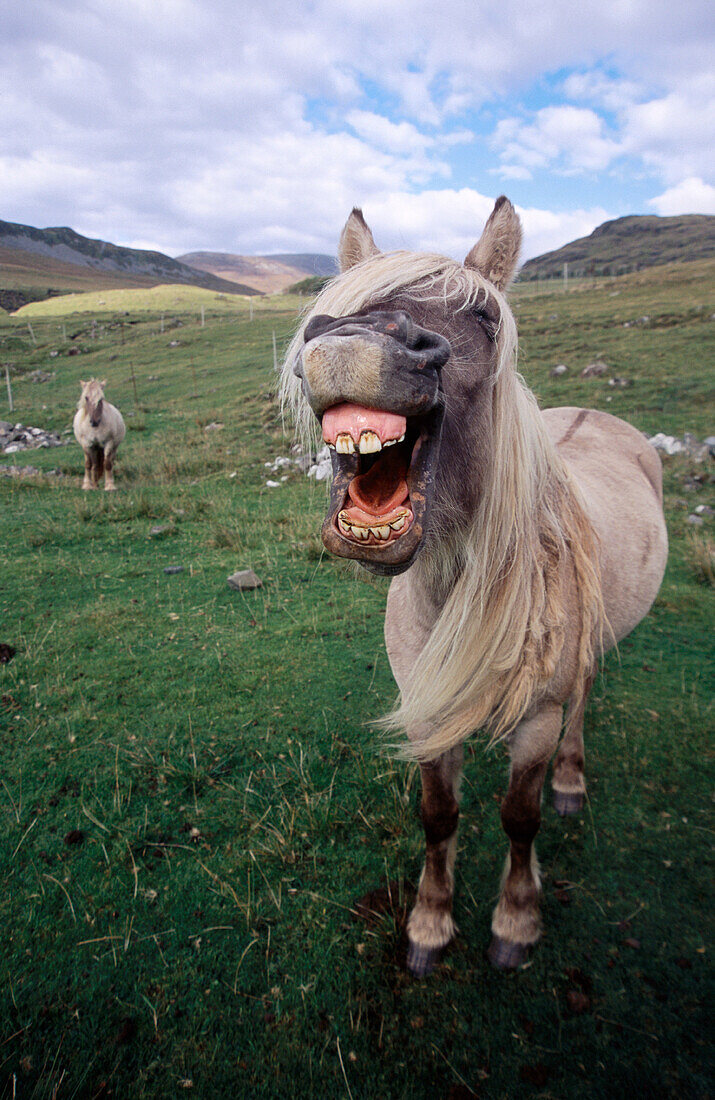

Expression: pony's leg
xmin=488 ymin=703 xmax=561 ymax=970
xmin=82 ymin=450 xmax=93 ymax=490
xmin=406 ymin=744 xmax=463 ymax=977
xmin=91 ymin=447 xmax=104 ymax=488
xmin=552 ymin=674 xmax=594 ymax=816
xmin=103 ymin=446 xmax=117 ymax=491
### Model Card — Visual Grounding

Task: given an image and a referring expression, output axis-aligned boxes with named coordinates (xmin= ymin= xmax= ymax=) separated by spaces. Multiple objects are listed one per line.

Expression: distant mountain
xmin=0 ymin=219 xmax=259 ymax=297
xmin=177 ymin=251 xmax=338 ymax=294
xmin=519 ymin=214 xmax=715 ymax=280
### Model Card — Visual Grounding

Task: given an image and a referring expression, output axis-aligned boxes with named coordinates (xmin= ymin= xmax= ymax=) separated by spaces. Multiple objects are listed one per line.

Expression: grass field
xmin=1 ymin=262 xmax=713 ymax=1099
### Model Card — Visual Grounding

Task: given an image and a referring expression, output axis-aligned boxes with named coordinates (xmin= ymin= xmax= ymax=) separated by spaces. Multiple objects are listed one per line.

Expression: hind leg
xmin=406 ymin=744 xmax=463 ymax=977
xmin=488 ymin=703 xmax=561 ymax=969
xmin=89 ymin=446 xmax=104 ymax=488
xmin=552 ymin=674 xmax=594 ymax=816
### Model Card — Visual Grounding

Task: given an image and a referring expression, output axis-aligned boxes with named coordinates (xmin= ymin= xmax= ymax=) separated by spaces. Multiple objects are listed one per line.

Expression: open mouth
xmin=320 ymin=400 xmax=442 ymax=574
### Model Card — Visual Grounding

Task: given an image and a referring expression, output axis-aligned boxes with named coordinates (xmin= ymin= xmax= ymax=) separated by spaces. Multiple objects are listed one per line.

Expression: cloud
xmin=648 ymin=177 xmax=715 ymax=216
xmin=621 ymin=81 xmax=715 ymax=183
xmin=353 ymin=189 xmax=609 ymax=263
xmin=493 ymin=107 xmax=620 ymax=176
xmin=0 ymin=0 xmax=713 ymax=258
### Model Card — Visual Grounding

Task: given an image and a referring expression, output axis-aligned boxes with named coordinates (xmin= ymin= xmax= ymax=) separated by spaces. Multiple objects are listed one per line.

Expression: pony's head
xmin=79 ymin=378 xmax=107 ymax=427
xmin=283 ymin=197 xmax=522 ymax=575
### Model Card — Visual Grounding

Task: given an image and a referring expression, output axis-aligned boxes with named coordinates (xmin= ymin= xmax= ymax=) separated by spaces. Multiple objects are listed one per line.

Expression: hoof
xmin=487 ymin=936 xmax=530 ymax=970
xmin=553 ymin=790 xmax=584 ymax=816
xmin=406 ymin=941 xmax=440 ymax=978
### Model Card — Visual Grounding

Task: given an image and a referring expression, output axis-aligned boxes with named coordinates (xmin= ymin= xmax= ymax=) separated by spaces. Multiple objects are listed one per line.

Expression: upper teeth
xmin=328 ymin=430 xmax=406 ymax=452
xmin=359 ymin=431 xmax=381 ymax=454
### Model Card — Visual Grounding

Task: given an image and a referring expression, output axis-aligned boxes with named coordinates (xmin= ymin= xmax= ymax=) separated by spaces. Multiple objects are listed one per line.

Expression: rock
xmin=203 ymin=422 xmax=224 ymax=431
xmin=581 ymin=361 xmax=608 ymax=378
xmin=163 ymin=565 xmax=184 ymax=574
xmin=168 ymin=340 xmax=181 ymax=348
xmin=148 ymin=525 xmax=171 ymax=537
xmin=550 ymin=364 xmax=568 ymax=376
xmin=308 ymin=460 xmax=332 ymax=481
xmin=1 ymin=423 xmax=67 ymax=454
xmin=687 ymin=514 xmax=704 ymax=526
xmin=0 ymin=464 xmax=63 ymax=478
xmin=608 ymin=377 xmax=632 ymax=388
xmin=648 ymin=433 xmax=686 ymax=456
xmin=265 ymin=479 xmax=280 ymax=488
xmin=227 ymin=569 xmax=262 ymax=591
xmin=694 ymin=504 xmax=713 ymax=516
xmin=0 ymin=643 xmax=16 ymax=663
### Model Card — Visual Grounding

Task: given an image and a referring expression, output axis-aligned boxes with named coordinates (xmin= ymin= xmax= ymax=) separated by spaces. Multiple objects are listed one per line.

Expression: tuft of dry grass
xmin=686 ymin=530 xmax=714 ymax=586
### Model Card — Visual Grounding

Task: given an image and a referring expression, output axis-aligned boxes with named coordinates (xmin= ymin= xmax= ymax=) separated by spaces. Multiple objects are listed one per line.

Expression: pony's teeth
xmin=390 ymin=515 xmax=406 ymax=532
xmin=336 ymin=433 xmax=355 ymax=454
xmin=359 ymin=431 xmax=381 ymax=454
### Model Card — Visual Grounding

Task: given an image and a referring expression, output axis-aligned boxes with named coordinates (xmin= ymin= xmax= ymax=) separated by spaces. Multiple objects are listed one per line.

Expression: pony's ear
xmin=338 ymin=208 xmax=380 ymax=272
xmin=464 ymin=196 xmax=522 ymax=290
xmin=100 ymin=379 xmax=107 ymax=388
xmin=79 ymin=380 xmax=86 ymax=389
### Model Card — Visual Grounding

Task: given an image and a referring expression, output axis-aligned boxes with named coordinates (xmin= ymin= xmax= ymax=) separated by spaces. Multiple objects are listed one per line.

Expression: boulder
xmin=227 ymin=569 xmax=262 ymax=591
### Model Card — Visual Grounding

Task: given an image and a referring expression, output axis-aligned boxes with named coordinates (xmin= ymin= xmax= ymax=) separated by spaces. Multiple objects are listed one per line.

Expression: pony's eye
xmin=472 ymin=310 xmax=497 ymax=339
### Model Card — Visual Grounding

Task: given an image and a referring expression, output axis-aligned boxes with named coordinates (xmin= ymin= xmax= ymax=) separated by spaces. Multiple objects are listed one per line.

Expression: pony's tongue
xmin=322 ymin=402 xmax=406 ymax=447
xmin=347 ymin=443 xmax=409 ymax=519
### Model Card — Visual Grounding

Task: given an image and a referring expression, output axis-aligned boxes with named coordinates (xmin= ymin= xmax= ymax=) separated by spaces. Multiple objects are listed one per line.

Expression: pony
xmin=73 ymin=378 xmax=126 ymax=491
xmin=282 ymin=197 xmax=668 ymax=977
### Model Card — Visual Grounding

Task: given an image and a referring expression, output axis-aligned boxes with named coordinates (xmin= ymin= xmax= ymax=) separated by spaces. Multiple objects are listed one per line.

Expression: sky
xmin=1 ymin=0 xmax=713 ymax=263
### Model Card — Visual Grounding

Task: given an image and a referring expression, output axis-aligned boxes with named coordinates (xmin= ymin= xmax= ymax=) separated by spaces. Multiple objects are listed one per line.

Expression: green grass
xmin=0 ymin=263 xmax=713 ymax=1099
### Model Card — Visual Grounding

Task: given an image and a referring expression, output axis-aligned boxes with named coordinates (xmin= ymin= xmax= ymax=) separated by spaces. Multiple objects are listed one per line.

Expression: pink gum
xmin=321 ymin=402 xmax=406 ymax=445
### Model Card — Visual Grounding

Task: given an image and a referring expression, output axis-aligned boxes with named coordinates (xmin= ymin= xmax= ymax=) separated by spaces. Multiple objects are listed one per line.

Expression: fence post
xmin=130 ymin=362 xmax=139 ymax=407
xmin=5 ymin=366 xmax=13 ymax=413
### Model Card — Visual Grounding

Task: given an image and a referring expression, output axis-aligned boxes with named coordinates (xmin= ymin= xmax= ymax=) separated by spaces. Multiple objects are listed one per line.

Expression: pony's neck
xmin=416 ymin=368 xmax=558 ymax=603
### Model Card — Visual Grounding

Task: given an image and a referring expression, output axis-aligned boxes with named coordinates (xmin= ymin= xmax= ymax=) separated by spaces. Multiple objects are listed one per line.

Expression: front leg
xmin=488 ymin=703 xmax=561 ymax=969
xmin=406 ymin=744 xmax=463 ymax=977
xmin=81 ymin=450 xmax=93 ymax=490
xmin=103 ymin=445 xmax=117 ymax=491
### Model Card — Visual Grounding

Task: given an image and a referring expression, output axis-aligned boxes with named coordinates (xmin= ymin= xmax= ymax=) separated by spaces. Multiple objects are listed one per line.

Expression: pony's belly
xmin=544 ymin=407 xmax=668 ymax=649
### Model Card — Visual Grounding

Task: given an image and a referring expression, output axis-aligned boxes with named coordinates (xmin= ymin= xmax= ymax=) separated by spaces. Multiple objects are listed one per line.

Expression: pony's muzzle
xmin=295 ymin=310 xmax=450 ymax=575
xmin=296 ymin=310 xmax=450 ymax=418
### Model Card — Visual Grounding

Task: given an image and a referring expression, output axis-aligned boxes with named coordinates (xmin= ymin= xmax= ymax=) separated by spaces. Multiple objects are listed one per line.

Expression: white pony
xmin=73 ymin=378 xmax=126 ymax=491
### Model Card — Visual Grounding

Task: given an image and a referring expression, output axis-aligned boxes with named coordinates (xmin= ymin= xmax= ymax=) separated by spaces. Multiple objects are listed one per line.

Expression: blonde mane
xmin=281 ymin=251 xmax=604 ymax=761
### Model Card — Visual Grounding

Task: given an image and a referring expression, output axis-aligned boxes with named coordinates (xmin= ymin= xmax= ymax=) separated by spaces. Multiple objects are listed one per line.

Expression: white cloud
xmin=0 ymin=0 xmax=713 ymax=258
xmin=648 ymin=177 xmax=715 ymax=216
xmin=493 ymin=107 xmax=620 ymax=176
xmin=621 ymin=83 xmax=715 ymax=183
xmin=354 ymin=190 xmax=610 ymax=263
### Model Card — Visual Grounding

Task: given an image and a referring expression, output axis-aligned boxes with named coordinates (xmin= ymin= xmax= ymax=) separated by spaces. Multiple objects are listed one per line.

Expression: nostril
xmin=304 ymin=314 xmax=337 ymax=343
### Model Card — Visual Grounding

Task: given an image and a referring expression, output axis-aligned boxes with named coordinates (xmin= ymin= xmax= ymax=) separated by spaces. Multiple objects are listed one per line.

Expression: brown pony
xmin=282 ymin=197 xmax=667 ymax=976
xmin=73 ymin=378 xmax=126 ymax=491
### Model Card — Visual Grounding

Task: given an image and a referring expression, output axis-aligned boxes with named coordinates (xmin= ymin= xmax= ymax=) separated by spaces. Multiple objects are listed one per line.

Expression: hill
xmin=177 ymin=250 xmax=337 ymax=293
xmin=519 ymin=213 xmax=715 ymax=280
xmin=11 ymin=282 xmax=303 ymax=318
xmin=0 ymin=219 xmax=260 ymax=301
